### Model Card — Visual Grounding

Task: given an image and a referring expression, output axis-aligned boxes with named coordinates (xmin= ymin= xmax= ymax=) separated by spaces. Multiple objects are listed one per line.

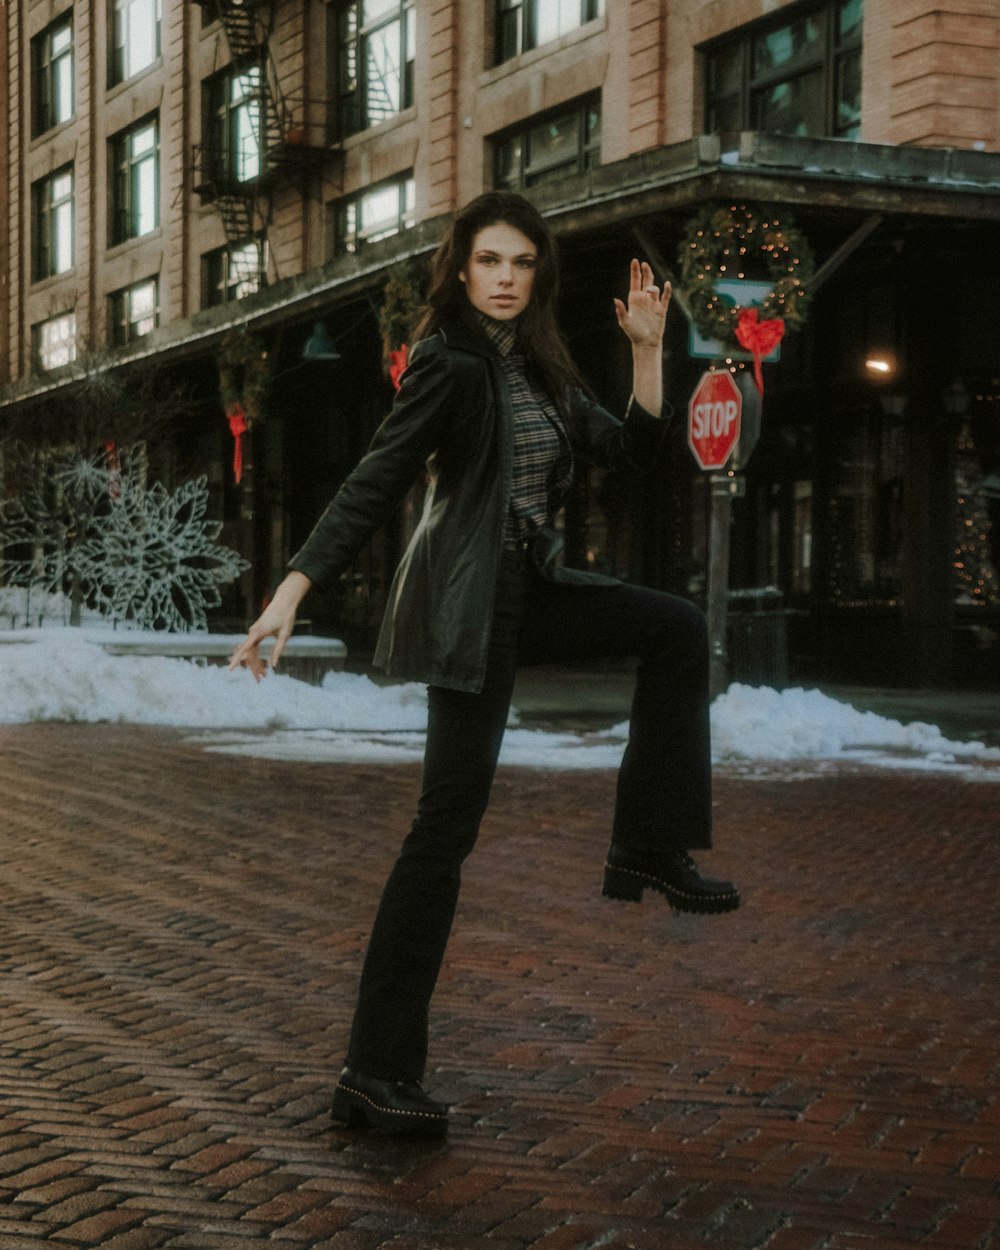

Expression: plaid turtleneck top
xmin=477 ymin=314 xmax=573 ymax=548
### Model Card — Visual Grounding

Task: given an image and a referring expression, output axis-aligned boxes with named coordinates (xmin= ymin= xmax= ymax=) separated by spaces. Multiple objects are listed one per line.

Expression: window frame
xmin=32 ymin=14 xmax=75 ymax=137
xmin=495 ymin=0 xmax=604 ymax=64
xmin=110 ymin=0 xmax=163 ymax=87
xmin=203 ymin=63 xmax=264 ymax=186
xmin=493 ymin=95 xmax=601 ymax=190
xmin=333 ymin=0 xmax=415 ymax=140
xmin=32 ymin=165 xmax=75 ymax=281
xmin=32 ymin=310 xmax=78 ymax=371
xmin=203 ymin=238 xmax=268 ymax=307
xmin=110 ymin=275 xmax=160 ymax=345
xmin=109 ymin=115 xmax=160 ymax=246
xmin=703 ymin=0 xmax=862 ymax=140
xmin=330 ymin=173 xmax=415 ymax=257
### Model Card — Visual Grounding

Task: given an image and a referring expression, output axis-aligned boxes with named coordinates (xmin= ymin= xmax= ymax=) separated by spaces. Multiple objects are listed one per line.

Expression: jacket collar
xmin=437 ymin=315 xmax=504 ymax=361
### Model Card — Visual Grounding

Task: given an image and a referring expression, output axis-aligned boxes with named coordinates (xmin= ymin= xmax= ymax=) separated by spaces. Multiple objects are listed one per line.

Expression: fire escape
xmin=191 ymin=0 xmax=333 ymax=291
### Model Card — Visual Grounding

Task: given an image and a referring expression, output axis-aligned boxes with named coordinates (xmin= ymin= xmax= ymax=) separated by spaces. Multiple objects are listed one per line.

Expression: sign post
xmin=688 ymin=370 xmax=743 ymax=698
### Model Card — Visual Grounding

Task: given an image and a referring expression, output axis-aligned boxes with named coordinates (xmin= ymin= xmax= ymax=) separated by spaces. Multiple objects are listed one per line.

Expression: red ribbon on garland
xmin=735 ymin=307 xmax=785 ymax=395
xmin=227 ymin=404 xmax=249 ymax=484
xmin=388 ymin=343 xmax=410 ymax=391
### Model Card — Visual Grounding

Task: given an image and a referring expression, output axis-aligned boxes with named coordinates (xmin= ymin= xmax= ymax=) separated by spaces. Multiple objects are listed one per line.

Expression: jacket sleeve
xmin=568 ymin=389 xmax=671 ymax=474
xmin=289 ymin=341 xmax=473 ymax=591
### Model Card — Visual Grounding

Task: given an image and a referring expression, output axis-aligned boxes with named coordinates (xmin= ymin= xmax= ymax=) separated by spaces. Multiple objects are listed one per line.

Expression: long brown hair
xmin=412 ymin=191 xmax=587 ymax=410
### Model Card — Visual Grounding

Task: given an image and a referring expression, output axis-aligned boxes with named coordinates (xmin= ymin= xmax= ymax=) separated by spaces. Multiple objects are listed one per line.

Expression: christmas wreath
xmin=679 ymin=203 xmax=815 ymax=355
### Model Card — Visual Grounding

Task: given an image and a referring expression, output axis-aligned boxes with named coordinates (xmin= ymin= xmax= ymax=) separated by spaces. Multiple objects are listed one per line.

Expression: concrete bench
xmin=98 ymin=634 xmax=347 ymax=685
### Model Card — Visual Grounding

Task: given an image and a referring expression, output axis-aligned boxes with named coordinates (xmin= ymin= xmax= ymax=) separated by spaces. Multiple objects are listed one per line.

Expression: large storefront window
xmin=705 ymin=0 xmax=862 ymax=139
xmin=826 ymin=417 xmax=905 ymax=607
xmin=955 ymin=418 xmax=1000 ymax=609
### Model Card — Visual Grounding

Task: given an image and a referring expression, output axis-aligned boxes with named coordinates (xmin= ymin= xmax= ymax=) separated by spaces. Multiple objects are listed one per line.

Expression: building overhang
xmin=4 ymin=132 xmax=999 ymax=412
xmin=537 ymin=130 xmax=1000 ymax=235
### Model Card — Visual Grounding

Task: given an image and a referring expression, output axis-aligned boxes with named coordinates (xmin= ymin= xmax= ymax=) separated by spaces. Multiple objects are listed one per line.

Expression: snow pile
xmin=0 ymin=629 xmax=997 ymax=775
xmin=710 ymin=683 xmax=995 ymax=763
xmin=0 ymin=629 xmax=427 ymax=731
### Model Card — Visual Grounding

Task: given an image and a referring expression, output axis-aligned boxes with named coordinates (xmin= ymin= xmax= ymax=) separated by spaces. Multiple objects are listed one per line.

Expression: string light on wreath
xmin=679 ymin=203 xmax=815 ymax=392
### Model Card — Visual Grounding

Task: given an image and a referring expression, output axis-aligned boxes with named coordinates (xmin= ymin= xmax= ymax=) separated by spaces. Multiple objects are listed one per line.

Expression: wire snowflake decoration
xmin=73 ymin=476 xmax=248 ymax=631
xmin=1 ymin=444 xmax=247 ymax=631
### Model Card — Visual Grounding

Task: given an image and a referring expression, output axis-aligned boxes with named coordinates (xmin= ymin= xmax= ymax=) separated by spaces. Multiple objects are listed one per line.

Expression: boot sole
xmin=603 ymin=862 xmax=740 ymax=914
xmin=331 ymin=1082 xmax=449 ymax=1140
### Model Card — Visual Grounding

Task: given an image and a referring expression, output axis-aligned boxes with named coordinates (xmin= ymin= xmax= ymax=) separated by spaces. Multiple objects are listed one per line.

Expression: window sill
xmin=28 ymin=269 xmax=77 ymax=293
xmin=106 ymin=228 xmax=163 ymax=258
xmin=107 ymin=57 xmax=165 ymax=101
xmin=340 ymin=107 xmax=417 ymax=149
xmin=29 ymin=118 xmax=77 ymax=149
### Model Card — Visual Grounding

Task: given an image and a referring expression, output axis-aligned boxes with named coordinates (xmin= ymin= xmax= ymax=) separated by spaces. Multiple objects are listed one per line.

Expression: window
xmin=827 ymin=416 xmax=905 ymax=607
xmin=705 ymin=0 xmax=862 ymax=139
xmin=110 ymin=117 xmax=159 ymax=244
xmin=334 ymin=1 xmax=415 ymax=138
xmin=494 ymin=97 xmax=601 ymax=189
xmin=33 ymin=167 xmax=75 ymax=280
xmin=33 ymin=311 xmax=77 ymax=370
xmin=111 ymin=277 xmax=159 ymax=344
xmin=111 ymin=0 xmax=162 ymax=85
xmin=32 ymin=15 xmax=74 ymax=136
xmin=204 ymin=65 xmax=263 ymax=185
xmin=330 ymin=174 xmax=415 ymax=255
xmin=203 ymin=239 xmax=268 ymax=306
xmin=496 ymin=0 xmax=603 ymax=62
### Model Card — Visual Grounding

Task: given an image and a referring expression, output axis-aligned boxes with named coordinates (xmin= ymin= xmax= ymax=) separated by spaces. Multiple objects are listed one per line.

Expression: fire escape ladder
xmin=199 ymin=0 xmax=272 ymax=59
xmin=191 ymin=0 xmax=338 ymax=286
xmin=214 ymin=193 xmax=257 ymax=249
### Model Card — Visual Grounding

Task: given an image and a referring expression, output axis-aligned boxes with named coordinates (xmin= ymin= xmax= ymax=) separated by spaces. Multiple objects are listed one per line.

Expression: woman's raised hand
xmin=613 ymin=259 xmax=672 ymax=348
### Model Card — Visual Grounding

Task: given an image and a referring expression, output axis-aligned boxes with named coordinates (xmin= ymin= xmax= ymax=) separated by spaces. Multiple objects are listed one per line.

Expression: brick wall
xmin=884 ymin=0 xmax=1000 ymax=148
xmin=4 ymin=0 xmax=1000 ymax=391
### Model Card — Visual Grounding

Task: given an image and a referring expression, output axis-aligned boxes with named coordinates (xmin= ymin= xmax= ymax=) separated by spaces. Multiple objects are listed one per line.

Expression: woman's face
xmin=459 ymin=222 xmax=538 ymax=322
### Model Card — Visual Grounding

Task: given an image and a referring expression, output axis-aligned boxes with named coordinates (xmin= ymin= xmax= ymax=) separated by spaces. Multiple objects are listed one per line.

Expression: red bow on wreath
xmin=735 ymin=307 xmax=785 ymax=395
xmin=388 ymin=344 xmax=410 ymax=391
xmin=227 ymin=403 xmax=249 ymax=484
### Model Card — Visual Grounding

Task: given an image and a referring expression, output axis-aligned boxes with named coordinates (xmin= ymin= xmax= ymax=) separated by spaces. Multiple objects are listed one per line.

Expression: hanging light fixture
xmin=301 ymin=321 xmax=341 ymax=362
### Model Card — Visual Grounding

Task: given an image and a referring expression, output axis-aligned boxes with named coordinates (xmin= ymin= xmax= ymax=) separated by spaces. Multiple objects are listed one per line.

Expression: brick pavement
xmin=0 ymin=722 xmax=998 ymax=1250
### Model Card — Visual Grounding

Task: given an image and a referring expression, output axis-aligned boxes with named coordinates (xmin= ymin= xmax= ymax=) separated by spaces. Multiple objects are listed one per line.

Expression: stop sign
xmin=687 ymin=370 xmax=743 ymax=470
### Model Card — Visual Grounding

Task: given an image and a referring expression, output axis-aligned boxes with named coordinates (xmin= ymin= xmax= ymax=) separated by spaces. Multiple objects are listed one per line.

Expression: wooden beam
xmin=810 ymin=214 xmax=884 ymax=292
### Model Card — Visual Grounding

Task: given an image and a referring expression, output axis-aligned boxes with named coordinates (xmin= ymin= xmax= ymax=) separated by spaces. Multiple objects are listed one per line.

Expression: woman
xmin=229 ymin=191 xmax=739 ymax=1140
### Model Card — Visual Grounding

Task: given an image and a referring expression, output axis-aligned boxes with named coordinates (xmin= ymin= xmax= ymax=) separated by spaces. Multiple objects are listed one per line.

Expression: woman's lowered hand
xmin=228 ymin=571 xmax=312 ymax=681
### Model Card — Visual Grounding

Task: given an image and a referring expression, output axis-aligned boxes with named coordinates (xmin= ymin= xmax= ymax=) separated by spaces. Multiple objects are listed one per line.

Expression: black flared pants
xmin=345 ymin=549 xmax=712 ymax=1081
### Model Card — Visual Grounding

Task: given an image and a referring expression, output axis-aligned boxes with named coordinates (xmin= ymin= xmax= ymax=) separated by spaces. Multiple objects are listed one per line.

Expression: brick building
xmin=2 ymin=0 xmax=999 ymax=685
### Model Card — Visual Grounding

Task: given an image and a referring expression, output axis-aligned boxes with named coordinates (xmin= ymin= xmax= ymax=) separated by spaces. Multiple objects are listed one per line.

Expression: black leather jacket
xmin=289 ymin=317 xmax=669 ymax=692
